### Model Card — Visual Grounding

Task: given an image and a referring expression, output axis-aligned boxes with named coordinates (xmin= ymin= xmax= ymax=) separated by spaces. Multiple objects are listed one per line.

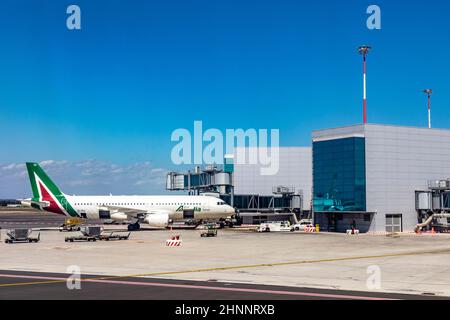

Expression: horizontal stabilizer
xmin=20 ymin=199 xmax=50 ymax=208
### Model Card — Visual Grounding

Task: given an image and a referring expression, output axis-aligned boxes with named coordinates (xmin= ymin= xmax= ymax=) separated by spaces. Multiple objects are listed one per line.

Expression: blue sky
xmin=0 ymin=0 xmax=449 ymax=197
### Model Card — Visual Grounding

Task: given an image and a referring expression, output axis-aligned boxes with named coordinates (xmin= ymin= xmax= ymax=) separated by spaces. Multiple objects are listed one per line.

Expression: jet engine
xmin=110 ymin=212 xmax=128 ymax=221
xmin=98 ymin=209 xmax=127 ymax=221
xmin=144 ymin=213 xmax=170 ymax=228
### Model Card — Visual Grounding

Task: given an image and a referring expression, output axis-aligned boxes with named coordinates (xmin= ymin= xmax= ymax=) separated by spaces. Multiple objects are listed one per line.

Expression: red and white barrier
xmin=166 ymin=235 xmax=182 ymax=247
xmin=304 ymin=226 xmax=316 ymax=233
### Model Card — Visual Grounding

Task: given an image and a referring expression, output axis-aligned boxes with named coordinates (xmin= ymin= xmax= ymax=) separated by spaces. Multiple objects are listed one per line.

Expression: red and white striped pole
xmin=423 ymin=89 xmax=433 ymax=128
xmin=358 ymin=46 xmax=371 ymax=124
xmin=363 ymin=54 xmax=367 ymax=123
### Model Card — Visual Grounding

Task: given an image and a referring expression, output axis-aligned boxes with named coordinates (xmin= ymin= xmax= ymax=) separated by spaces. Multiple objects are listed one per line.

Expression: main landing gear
xmin=127 ymin=222 xmax=141 ymax=231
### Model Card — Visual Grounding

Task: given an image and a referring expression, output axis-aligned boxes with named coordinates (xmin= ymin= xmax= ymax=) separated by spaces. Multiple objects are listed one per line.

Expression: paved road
xmin=0 ymin=270 xmax=443 ymax=300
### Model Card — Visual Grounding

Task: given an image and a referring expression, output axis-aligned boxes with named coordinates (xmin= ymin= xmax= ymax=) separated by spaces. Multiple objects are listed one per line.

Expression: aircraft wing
xmin=145 ymin=209 xmax=172 ymax=215
xmin=100 ymin=205 xmax=171 ymax=217
xmin=100 ymin=205 xmax=173 ymax=223
xmin=101 ymin=205 xmax=148 ymax=219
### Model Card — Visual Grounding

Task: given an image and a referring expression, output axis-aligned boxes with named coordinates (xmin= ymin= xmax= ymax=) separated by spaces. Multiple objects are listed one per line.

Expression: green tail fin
xmin=25 ymin=162 xmax=78 ymax=217
xmin=26 ymin=162 xmax=64 ymax=199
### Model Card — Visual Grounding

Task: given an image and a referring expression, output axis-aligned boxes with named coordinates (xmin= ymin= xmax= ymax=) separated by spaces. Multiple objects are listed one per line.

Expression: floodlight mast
xmin=358 ymin=46 xmax=372 ymax=124
xmin=423 ymin=89 xmax=433 ymax=129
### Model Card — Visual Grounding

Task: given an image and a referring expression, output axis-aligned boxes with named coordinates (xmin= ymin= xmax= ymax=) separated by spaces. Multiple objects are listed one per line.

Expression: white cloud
xmin=0 ymin=160 xmax=169 ymax=198
xmin=39 ymin=160 xmax=55 ymax=167
xmin=2 ymin=163 xmax=25 ymax=171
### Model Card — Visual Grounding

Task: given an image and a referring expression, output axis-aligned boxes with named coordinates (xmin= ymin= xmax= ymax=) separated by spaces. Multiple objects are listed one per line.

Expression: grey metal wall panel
xmin=365 ymin=124 xmax=450 ymax=232
xmin=233 ymin=147 xmax=312 ymax=210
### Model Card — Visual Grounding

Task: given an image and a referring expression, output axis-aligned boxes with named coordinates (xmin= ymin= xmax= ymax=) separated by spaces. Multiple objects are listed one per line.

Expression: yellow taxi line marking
xmin=1 ymin=248 xmax=449 ymax=288
xmin=128 ymin=248 xmax=450 ymax=277
xmin=0 ymin=279 xmax=67 ymax=287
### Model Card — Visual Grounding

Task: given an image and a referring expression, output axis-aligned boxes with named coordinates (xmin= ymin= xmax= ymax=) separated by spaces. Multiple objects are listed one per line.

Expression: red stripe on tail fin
xmin=38 ymin=181 xmax=65 ymax=215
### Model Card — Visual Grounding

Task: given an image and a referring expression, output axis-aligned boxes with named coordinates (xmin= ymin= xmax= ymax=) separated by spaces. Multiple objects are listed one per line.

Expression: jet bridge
xmin=166 ymin=164 xmax=234 ymax=204
xmin=166 ymin=162 xmax=304 ymax=216
xmin=416 ymin=179 xmax=450 ymax=232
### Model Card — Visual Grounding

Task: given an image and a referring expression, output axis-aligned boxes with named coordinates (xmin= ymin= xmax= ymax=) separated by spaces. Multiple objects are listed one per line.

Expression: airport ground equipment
xmin=98 ymin=232 xmax=131 ymax=241
xmin=166 ymin=235 xmax=182 ymax=247
xmin=258 ymin=221 xmax=292 ymax=232
xmin=169 ymin=221 xmax=199 ymax=230
xmin=64 ymin=226 xmax=103 ymax=242
xmin=5 ymin=229 xmax=40 ymax=243
xmin=59 ymin=217 xmax=86 ymax=232
xmin=224 ymin=216 xmax=239 ymax=228
xmin=127 ymin=221 xmax=141 ymax=231
xmin=200 ymin=224 xmax=218 ymax=237
xmin=291 ymin=219 xmax=313 ymax=231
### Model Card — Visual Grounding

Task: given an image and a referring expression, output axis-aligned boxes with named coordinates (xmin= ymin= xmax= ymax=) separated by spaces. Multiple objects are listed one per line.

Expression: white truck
xmin=258 ymin=221 xmax=292 ymax=232
xmin=291 ymin=219 xmax=314 ymax=232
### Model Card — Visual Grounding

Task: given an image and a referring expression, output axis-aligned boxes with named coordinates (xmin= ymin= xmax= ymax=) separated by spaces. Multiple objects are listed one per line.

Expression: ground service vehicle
xmin=258 ymin=221 xmax=292 ymax=232
xmin=59 ymin=217 xmax=85 ymax=232
xmin=291 ymin=219 xmax=314 ymax=231
xmin=200 ymin=224 xmax=218 ymax=237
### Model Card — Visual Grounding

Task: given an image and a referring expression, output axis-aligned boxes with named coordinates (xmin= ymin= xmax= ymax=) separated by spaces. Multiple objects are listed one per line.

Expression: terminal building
xmin=165 ymin=123 xmax=450 ymax=233
xmin=312 ymin=124 xmax=450 ymax=233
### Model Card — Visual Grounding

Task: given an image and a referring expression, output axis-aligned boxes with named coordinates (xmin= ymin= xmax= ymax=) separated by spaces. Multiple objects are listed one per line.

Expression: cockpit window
xmin=217 ymin=201 xmax=226 ymax=205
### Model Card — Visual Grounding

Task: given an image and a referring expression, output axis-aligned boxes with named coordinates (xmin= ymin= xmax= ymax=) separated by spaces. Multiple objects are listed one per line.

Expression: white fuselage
xmin=64 ymin=195 xmax=234 ymax=221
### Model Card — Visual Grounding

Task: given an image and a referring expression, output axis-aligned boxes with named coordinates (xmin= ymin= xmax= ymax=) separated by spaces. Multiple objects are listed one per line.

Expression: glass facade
xmin=313 ymin=137 xmax=366 ymax=212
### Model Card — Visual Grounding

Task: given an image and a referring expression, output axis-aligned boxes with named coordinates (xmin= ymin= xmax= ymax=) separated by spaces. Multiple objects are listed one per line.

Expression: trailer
xmin=5 ymin=229 xmax=40 ymax=244
xmin=65 ymin=226 xmax=131 ymax=242
xmin=64 ymin=226 xmax=102 ymax=242
xmin=65 ymin=235 xmax=98 ymax=242
xmin=98 ymin=232 xmax=131 ymax=241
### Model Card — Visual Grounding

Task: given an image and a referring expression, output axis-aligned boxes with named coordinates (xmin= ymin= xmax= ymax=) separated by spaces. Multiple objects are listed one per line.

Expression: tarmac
xmin=1 ymin=208 xmax=450 ymax=299
xmin=0 ymin=270 xmax=441 ymax=300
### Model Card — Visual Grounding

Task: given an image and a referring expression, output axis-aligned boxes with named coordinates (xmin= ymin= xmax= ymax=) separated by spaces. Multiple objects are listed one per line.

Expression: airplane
xmin=21 ymin=162 xmax=235 ymax=230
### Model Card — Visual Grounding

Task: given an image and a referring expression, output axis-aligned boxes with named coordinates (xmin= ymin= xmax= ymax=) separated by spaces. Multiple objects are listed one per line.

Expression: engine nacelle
xmin=144 ymin=213 xmax=170 ymax=228
xmin=110 ymin=212 xmax=128 ymax=221
xmin=98 ymin=209 xmax=127 ymax=221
